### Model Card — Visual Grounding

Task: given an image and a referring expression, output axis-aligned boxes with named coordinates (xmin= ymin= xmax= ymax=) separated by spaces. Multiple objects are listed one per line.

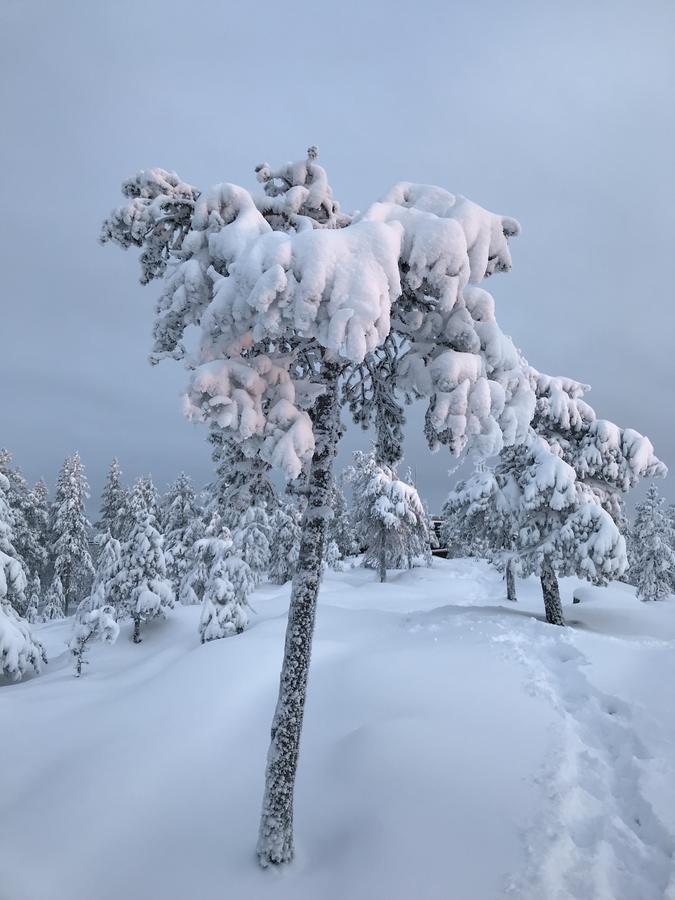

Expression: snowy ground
xmin=2 ymin=559 xmax=674 ymax=900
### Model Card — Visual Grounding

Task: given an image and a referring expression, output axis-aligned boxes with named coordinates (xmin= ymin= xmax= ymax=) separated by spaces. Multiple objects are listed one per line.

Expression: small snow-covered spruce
xmin=69 ymin=605 xmax=120 ymax=677
xmin=180 ymin=512 xmax=222 ymax=606
xmin=102 ymin=146 xmax=533 ymax=866
xmin=162 ymin=472 xmax=198 ymax=594
xmin=348 ymin=450 xmax=428 ymax=582
xmin=25 ymin=574 xmax=42 ymax=623
xmin=77 ymin=530 xmax=122 ymax=617
xmin=97 ymin=458 xmax=128 ymax=540
xmin=442 ymin=461 xmax=521 ymax=600
xmin=233 ymin=506 xmax=271 ymax=585
xmin=42 ymin=574 xmax=66 ymax=621
xmin=268 ymin=507 xmax=300 ymax=585
xmin=324 ymin=540 xmax=341 ymax=572
xmin=1 ymin=472 xmax=44 ymax=679
xmin=50 ymin=453 xmax=95 ymax=615
xmin=199 ymin=530 xmax=254 ymax=643
xmin=115 ymin=481 xmax=174 ymax=643
xmin=630 ymin=484 xmax=675 ymax=601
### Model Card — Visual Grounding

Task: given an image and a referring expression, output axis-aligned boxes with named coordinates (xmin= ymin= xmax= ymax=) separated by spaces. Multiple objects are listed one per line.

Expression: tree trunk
xmin=257 ymin=361 xmax=342 ymax=868
xmin=378 ymin=527 xmax=387 ymax=583
xmin=132 ymin=614 xmax=142 ymax=643
xmin=506 ymin=558 xmax=517 ymax=602
xmin=540 ymin=559 xmax=565 ymax=626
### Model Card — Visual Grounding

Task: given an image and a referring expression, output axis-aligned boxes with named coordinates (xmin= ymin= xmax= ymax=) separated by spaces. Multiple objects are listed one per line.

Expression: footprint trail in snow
xmin=493 ymin=620 xmax=675 ymax=900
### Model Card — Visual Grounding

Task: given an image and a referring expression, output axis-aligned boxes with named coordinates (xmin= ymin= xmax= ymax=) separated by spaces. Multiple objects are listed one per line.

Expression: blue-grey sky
xmin=1 ymin=0 xmax=674 ymax=512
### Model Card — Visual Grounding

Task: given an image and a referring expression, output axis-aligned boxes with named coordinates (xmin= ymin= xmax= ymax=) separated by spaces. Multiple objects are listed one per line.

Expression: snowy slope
xmin=1 ymin=560 xmax=674 ymax=900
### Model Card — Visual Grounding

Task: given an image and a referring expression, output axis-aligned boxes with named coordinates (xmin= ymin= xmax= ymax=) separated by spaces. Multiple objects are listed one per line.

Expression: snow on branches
xmin=102 ymin=146 xmax=532 ymax=482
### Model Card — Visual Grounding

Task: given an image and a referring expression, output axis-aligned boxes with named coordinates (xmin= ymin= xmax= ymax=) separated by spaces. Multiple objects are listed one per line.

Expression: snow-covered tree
xmin=0 ymin=470 xmax=28 ymax=615
xmin=446 ymin=372 xmax=665 ymax=624
xmin=324 ymin=540 xmax=341 ymax=572
xmin=97 ymin=458 xmax=127 ymax=539
xmin=348 ymin=451 xmax=429 ymax=582
xmin=326 ymin=474 xmax=358 ymax=558
xmin=199 ymin=530 xmax=254 ymax=643
xmin=50 ymin=453 xmax=94 ymax=615
xmin=443 ymin=462 xmax=521 ymax=600
xmin=208 ymin=426 xmax=278 ymax=527
xmin=69 ymin=605 xmax=119 ymax=676
xmin=629 ymin=484 xmax=675 ymax=601
xmin=268 ymin=507 xmax=301 ymax=585
xmin=102 ymin=146 xmax=537 ymax=865
xmin=0 ymin=471 xmax=44 ymax=680
xmin=0 ymin=450 xmax=48 ymax=584
xmin=162 ymin=472 xmax=197 ymax=593
xmin=43 ymin=574 xmax=66 ymax=621
xmin=136 ymin=475 xmax=159 ymax=521
xmin=180 ymin=512 xmax=219 ymax=606
xmin=115 ymin=481 xmax=174 ymax=643
xmin=24 ymin=574 xmax=42 ymax=623
xmin=78 ymin=530 xmax=122 ymax=617
xmin=233 ymin=506 xmax=271 ymax=585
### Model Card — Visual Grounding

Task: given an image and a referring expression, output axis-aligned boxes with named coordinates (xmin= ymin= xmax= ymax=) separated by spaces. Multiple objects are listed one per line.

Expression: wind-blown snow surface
xmin=2 ymin=560 xmax=674 ymax=900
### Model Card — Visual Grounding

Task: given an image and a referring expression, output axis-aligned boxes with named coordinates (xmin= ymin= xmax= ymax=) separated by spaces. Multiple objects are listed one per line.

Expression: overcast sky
xmin=1 ymin=0 xmax=674 ymax=512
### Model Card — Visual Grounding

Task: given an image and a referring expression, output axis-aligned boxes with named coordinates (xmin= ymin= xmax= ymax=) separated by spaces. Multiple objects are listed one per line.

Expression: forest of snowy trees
xmin=1 ymin=147 xmax=671 ymax=872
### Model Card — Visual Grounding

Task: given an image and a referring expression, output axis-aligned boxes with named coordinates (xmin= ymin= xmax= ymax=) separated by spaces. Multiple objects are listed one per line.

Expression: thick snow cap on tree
xmin=102 ymin=148 xmax=534 ymax=479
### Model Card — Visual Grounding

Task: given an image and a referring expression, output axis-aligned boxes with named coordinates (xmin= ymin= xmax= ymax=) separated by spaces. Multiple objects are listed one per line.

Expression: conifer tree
xmin=50 ymin=453 xmax=94 ymax=615
xmin=0 ymin=450 xmax=48 ymax=584
xmin=97 ymin=458 xmax=127 ymax=539
xmin=233 ymin=506 xmax=271 ymax=585
xmin=1 ymin=470 xmax=44 ymax=680
xmin=268 ymin=507 xmax=301 ymax=585
xmin=102 ymin=146 xmax=539 ymax=865
xmin=324 ymin=540 xmax=341 ymax=572
xmin=25 ymin=574 xmax=42 ymax=623
xmin=630 ymin=484 xmax=675 ymax=601
xmin=78 ymin=530 xmax=122 ymax=616
xmin=43 ymin=574 xmax=66 ymax=620
xmin=163 ymin=473 xmax=197 ymax=594
xmin=180 ymin=512 xmax=220 ymax=606
xmin=199 ymin=528 xmax=254 ymax=642
xmin=348 ymin=450 xmax=429 ymax=582
xmin=115 ymin=481 xmax=174 ymax=643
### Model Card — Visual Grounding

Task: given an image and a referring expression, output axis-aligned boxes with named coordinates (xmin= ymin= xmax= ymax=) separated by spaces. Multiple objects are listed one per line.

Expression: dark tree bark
xmin=506 ymin=558 xmax=517 ymax=602
xmin=257 ymin=361 xmax=342 ymax=867
xmin=378 ymin=526 xmax=387 ymax=583
xmin=132 ymin=614 xmax=142 ymax=643
xmin=540 ymin=559 xmax=565 ymax=626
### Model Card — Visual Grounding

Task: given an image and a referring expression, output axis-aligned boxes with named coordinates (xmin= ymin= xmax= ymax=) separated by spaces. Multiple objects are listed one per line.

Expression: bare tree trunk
xmin=506 ymin=558 xmax=517 ymax=602
xmin=378 ymin=527 xmax=387 ymax=583
xmin=132 ymin=614 xmax=142 ymax=643
xmin=257 ymin=361 xmax=341 ymax=867
xmin=540 ymin=559 xmax=565 ymax=626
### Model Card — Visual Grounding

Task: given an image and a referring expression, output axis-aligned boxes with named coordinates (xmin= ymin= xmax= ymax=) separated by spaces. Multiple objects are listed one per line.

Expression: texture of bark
xmin=540 ymin=559 xmax=565 ymax=626
xmin=506 ymin=558 xmax=517 ymax=602
xmin=257 ymin=361 xmax=342 ymax=867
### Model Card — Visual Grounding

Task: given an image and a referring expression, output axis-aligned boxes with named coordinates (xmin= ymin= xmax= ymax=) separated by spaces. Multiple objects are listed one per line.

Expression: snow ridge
xmin=496 ymin=623 xmax=675 ymax=900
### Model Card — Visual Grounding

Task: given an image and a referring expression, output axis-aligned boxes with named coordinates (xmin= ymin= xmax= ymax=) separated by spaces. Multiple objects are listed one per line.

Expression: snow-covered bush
xmin=69 ymin=605 xmax=119 ymax=676
xmin=24 ymin=574 xmax=41 ymax=623
xmin=629 ymin=484 xmax=675 ymax=601
xmin=324 ymin=540 xmax=342 ymax=572
xmin=102 ymin=146 xmax=535 ymax=866
xmin=115 ymin=481 xmax=174 ymax=643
